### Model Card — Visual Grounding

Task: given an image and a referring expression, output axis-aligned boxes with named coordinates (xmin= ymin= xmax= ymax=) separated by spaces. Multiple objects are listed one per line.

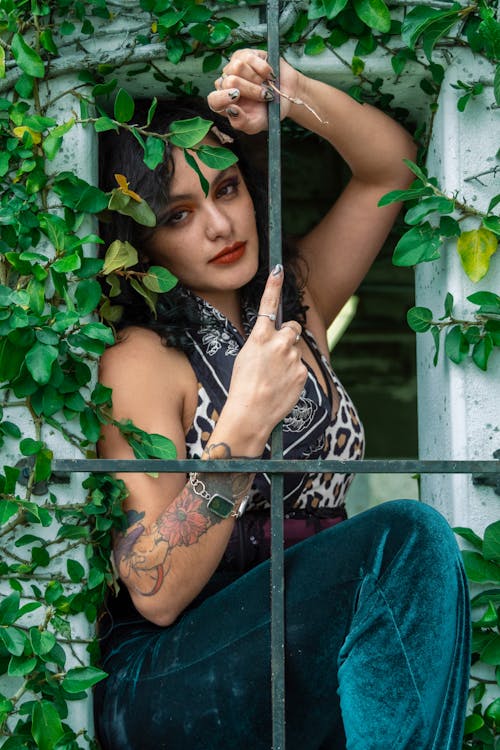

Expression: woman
xmin=95 ymin=50 xmax=470 ymax=749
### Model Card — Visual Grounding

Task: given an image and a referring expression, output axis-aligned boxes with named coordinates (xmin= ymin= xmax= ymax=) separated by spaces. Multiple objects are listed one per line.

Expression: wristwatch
xmin=189 ymin=473 xmax=249 ymax=519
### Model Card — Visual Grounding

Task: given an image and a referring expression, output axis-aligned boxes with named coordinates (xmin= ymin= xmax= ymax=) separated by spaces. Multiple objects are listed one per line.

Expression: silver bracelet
xmin=189 ymin=472 xmax=249 ymax=519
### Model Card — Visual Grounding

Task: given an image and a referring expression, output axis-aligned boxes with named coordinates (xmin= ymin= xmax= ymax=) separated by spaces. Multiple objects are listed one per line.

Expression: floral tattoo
xmin=113 ymin=441 xmax=258 ymax=597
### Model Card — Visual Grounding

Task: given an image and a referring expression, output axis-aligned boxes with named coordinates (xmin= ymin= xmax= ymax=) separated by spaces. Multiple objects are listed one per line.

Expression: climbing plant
xmin=0 ymin=0 xmax=498 ymax=748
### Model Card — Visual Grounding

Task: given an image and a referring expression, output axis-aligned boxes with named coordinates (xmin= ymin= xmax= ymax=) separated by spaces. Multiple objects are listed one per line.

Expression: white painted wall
xmin=416 ymin=51 xmax=499 ymax=531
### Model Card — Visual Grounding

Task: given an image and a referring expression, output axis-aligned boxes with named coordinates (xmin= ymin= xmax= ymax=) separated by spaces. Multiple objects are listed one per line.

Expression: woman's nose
xmin=205 ymin=203 xmax=231 ymax=241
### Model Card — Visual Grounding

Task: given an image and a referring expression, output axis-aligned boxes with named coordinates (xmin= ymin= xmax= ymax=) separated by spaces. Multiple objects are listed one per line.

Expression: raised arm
xmin=99 ymin=268 xmax=306 ymax=626
xmin=208 ymin=50 xmax=417 ymax=327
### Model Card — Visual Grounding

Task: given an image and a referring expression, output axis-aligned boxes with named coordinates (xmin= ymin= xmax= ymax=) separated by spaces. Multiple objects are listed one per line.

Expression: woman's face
xmin=146 ymin=145 xmax=259 ymax=307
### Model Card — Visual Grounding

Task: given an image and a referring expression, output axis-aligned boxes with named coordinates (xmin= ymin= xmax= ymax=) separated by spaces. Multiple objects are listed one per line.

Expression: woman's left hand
xmin=207 ymin=49 xmax=299 ymax=134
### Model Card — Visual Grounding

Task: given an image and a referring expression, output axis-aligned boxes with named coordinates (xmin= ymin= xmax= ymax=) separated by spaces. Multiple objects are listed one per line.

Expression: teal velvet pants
xmin=95 ymin=500 xmax=470 ymax=749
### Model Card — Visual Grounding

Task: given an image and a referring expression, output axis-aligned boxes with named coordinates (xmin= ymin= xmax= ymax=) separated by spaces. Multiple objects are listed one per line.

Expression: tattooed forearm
xmin=114 ymin=442 xmax=258 ymax=598
xmin=114 ymin=483 xmax=223 ymax=597
xmin=202 ymin=441 xmax=257 ymax=499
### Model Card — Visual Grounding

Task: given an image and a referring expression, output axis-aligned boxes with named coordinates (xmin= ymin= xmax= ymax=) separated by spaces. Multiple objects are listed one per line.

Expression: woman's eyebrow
xmin=166 ymin=166 xmax=237 ymax=205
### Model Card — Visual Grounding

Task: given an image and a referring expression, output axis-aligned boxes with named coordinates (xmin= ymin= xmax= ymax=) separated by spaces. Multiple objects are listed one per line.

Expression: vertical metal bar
xmin=267 ymin=2 xmax=286 ymax=748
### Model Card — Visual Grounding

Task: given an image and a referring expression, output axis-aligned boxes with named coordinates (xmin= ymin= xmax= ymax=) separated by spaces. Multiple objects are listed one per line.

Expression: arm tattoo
xmin=113 ymin=442 xmax=258 ymax=598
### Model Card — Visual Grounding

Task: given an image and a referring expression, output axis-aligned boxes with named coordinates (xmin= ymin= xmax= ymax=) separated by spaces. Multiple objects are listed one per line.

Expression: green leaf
xmin=483 ymin=215 xmax=500 ymax=236
xmin=143 ymin=266 xmax=178 ymax=293
xmin=42 ymin=118 xmax=75 ymax=160
xmin=0 ymin=499 xmax=19 ymax=526
xmin=430 ymin=325 xmax=440 ymax=366
xmin=467 ymin=291 xmax=500 ymax=308
xmin=482 ymin=635 xmax=500 ymax=665
xmin=75 ymin=279 xmax=102 ymax=315
xmin=94 ymin=116 xmax=119 ymax=133
xmin=30 ymin=627 xmax=56 ymax=656
xmin=406 ymin=306 xmax=433 ymax=332
xmin=401 ymin=5 xmax=460 ymax=50
xmin=472 ymin=335 xmax=493 ymax=371
xmin=102 ymin=240 xmax=138 ymax=274
xmin=422 ymin=13 xmax=462 ymax=61
xmin=463 ymin=713 xmax=484 ymax=734
xmin=11 ymin=33 xmax=45 ymax=78
xmin=67 ymin=558 xmax=85 ymax=582
xmin=114 ymin=88 xmax=135 ymax=123
xmin=62 ymin=666 xmax=108 ymax=693
xmin=453 ymin=526 xmax=483 ymax=550
xmin=169 ymin=117 xmax=212 ymax=148
xmin=439 ymin=216 xmax=460 ymax=238
xmin=25 ymin=343 xmax=58 ymax=385
xmin=184 ymin=149 xmax=209 ymax=196
xmin=378 ymin=184 xmax=431 ymax=207
xmin=485 ymin=697 xmax=500 ymax=723
xmin=80 ymin=322 xmax=115 ymax=344
xmin=457 ymin=228 xmax=498 ymax=283
xmin=308 ymin=0 xmax=348 ymax=20
xmin=20 ymin=438 xmax=43 ymax=455
xmin=404 ymin=196 xmax=455 ymax=226
xmin=53 ymin=176 xmax=108 ymax=213
xmin=52 ymin=252 xmax=81 ymax=273
xmin=0 ymin=591 xmax=20 ymax=625
xmin=462 ymin=550 xmax=500 ymax=583
xmin=31 ymin=700 xmax=64 ymax=750
xmin=403 ymin=160 xmax=429 ymax=184
xmin=474 ymin=600 xmax=498 ymax=627
xmin=392 ymin=223 xmax=441 ymax=266
xmin=195 ymin=145 xmax=238 ymax=171
xmin=0 ymin=626 xmax=26 ymax=656
xmin=8 ymin=654 xmax=37 ymax=676
xmin=40 ymin=28 xmax=58 ymax=55
xmin=143 ymin=136 xmax=165 ymax=170
xmin=353 ymin=0 xmax=391 ymax=33
xmin=209 ymin=22 xmax=232 ymax=45
xmin=80 ymin=407 xmax=101 ymax=442
xmin=108 ymin=191 xmax=157 ymax=228
xmin=445 ymin=326 xmax=469 ymax=364
xmin=304 ymin=35 xmax=327 ymax=55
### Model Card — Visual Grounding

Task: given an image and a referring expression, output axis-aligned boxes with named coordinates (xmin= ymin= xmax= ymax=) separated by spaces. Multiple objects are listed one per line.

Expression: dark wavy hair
xmin=99 ymin=98 xmax=307 ymax=350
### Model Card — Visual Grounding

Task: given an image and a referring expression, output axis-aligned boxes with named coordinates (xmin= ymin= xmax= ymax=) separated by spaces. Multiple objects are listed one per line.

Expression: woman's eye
xmin=167 ymin=209 xmax=189 ymax=225
xmin=217 ymin=179 xmax=239 ymax=198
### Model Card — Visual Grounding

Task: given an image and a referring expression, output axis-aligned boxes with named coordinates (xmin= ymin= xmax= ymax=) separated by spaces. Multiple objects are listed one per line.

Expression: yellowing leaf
xmin=102 ymin=240 xmax=138 ymax=275
xmin=151 ymin=21 xmax=158 ymax=32
xmin=13 ymin=126 xmax=41 ymax=144
xmin=114 ymin=173 xmax=142 ymax=202
xmin=457 ymin=228 xmax=498 ymax=282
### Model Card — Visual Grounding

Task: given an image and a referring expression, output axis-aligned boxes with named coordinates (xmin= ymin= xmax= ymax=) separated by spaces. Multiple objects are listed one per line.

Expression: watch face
xmin=207 ymin=494 xmax=234 ymax=518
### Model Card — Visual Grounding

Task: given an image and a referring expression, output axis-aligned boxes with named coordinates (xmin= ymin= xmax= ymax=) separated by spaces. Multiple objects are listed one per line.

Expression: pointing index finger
xmin=256 ymin=264 xmax=283 ymax=329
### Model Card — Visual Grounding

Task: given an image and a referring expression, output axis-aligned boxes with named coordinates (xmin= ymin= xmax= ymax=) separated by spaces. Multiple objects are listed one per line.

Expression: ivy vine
xmin=0 ymin=1 xmax=498 ymax=748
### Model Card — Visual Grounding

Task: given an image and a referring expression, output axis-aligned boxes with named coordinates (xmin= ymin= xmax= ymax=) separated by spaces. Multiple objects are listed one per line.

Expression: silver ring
xmin=257 ymin=312 xmax=276 ymax=321
xmin=295 ymin=333 xmax=301 ymax=343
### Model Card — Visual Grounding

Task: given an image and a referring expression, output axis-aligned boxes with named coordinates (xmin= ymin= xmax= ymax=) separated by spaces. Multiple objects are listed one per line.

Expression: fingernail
xmin=261 ymin=87 xmax=274 ymax=102
xmin=228 ymin=88 xmax=240 ymax=100
xmin=226 ymin=107 xmax=239 ymax=117
xmin=271 ymin=263 xmax=283 ymax=276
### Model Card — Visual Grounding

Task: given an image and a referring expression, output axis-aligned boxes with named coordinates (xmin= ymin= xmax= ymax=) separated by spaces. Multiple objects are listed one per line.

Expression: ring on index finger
xmin=257 ymin=312 xmax=277 ymax=321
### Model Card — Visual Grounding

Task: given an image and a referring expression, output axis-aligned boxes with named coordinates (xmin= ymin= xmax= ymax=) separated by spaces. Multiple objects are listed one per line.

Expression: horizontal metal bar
xmin=51 ymin=459 xmax=500 ymax=474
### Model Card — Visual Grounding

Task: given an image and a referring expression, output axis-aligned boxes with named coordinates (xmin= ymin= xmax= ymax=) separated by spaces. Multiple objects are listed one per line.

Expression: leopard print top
xmin=184 ymin=295 xmax=364 ymax=517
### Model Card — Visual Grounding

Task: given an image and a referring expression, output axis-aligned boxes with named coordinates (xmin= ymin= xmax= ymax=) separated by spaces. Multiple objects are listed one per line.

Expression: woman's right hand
xmin=207 ymin=49 xmax=300 ymax=135
xmin=224 ymin=265 xmax=308 ymax=445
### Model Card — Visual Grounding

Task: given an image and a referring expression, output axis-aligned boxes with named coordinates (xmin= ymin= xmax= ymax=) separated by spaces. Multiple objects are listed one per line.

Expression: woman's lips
xmin=210 ymin=242 xmax=246 ymax=265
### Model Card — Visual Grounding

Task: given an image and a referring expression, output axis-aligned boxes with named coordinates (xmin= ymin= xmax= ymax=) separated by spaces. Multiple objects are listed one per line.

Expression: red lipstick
xmin=210 ymin=242 xmax=246 ymax=265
